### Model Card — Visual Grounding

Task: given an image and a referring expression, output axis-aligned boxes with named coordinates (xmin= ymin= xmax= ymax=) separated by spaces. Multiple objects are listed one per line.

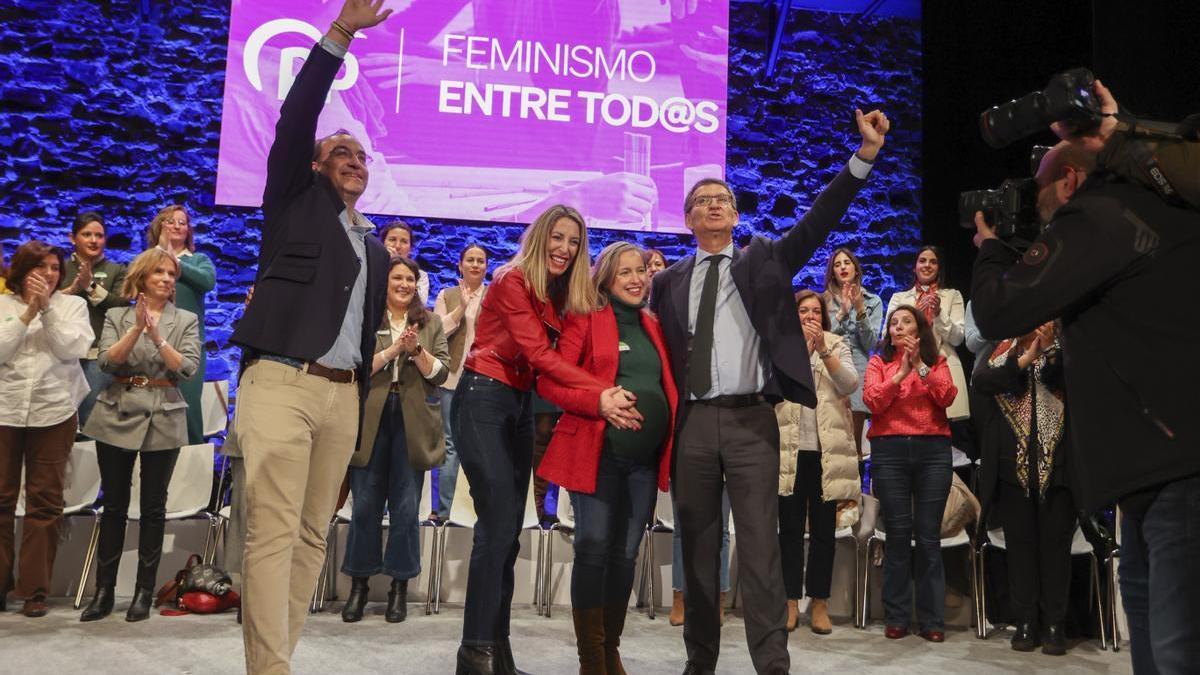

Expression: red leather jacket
xmin=535 ymin=303 xmax=678 ymax=494
xmin=463 ymin=267 xmax=605 ymax=393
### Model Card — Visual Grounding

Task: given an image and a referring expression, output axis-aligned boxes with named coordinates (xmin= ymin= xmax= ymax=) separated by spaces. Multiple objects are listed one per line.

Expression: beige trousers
xmin=238 ymin=360 xmax=359 ymax=675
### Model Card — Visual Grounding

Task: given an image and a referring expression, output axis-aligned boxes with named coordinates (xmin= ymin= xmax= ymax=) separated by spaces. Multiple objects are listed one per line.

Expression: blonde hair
xmin=591 ymin=242 xmax=644 ymax=309
xmin=146 ymin=204 xmax=195 ymax=253
xmin=503 ymin=205 xmax=597 ymax=315
xmin=122 ymin=248 xmax=180 ymax=301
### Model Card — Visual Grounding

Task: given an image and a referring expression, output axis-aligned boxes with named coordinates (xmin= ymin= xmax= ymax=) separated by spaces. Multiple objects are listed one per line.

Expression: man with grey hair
xmin=651 ymin=109 xmax=889 ymax=675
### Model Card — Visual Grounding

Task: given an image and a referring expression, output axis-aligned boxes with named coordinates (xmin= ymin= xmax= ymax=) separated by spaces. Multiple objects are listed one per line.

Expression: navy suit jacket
xmin=650 ymin=165 xmax=867 ymax=412
xmin=230 ymin=44 xmax=390 ymax=409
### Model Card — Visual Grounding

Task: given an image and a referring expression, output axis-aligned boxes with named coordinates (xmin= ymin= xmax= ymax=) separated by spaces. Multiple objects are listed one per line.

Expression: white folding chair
xmin=74 ymin=443 xmax=215 ymax=608
xmin=635 ymin=489 xmax=675 ymax=619
xmin=976 ymin=525 xmax=1119 ymax=649
xmin=538 ymin=486 xmax=575 ymax=617
xmin=200 ymin=380 xmax=230 ymax=437
xmin=859 ymin=526 xmax=979 ymax=631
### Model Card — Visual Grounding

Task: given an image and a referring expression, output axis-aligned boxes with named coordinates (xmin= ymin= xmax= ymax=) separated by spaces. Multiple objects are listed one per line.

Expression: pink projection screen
xmin=216 ymin=1 xmax=730 ymax=233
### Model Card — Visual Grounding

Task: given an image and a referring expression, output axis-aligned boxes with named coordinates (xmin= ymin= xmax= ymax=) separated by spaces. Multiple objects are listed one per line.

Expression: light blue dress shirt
xmin=316 ymin=209 xmax=374 ymax=370
xmin=687 ymin=243 xmax=765 ymax=399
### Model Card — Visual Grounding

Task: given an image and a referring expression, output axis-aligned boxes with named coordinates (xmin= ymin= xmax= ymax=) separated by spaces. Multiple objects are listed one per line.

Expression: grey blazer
xmin=83 ymin=303 xmax=201 ymax=451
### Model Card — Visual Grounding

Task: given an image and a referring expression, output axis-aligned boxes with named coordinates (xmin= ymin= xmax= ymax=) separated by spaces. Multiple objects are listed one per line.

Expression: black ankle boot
xmin=1010 ymin=621 xmax=1039 ymax=651
xmin=456 ymin=644 xmax=496 ymax=675
xmin=342 ymin=576 xmax=369 ymax=623
xmin=1041 ymin=623 xmax=1067 ymax=656
xmin=80 ymin=586 xmax=115 ymax=622
xmin=385 ymin=579 xmax=408 ymax=623
xmin=495 ymin=637 xmax=531 ymax=675
xmin=125 ymin=586 xmax=153 ymax=622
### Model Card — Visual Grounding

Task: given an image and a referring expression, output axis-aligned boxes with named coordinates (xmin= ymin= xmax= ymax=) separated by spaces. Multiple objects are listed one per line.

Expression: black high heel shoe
xmin=341 ymin=576 xmax=369 ymax=623
xmin=385 ymin=579 xmax=407 ymax=623
xmin=455 ymin=644 xmax=496 ymax=675
xmin=80 ymin=586 xmax=115 ymax=622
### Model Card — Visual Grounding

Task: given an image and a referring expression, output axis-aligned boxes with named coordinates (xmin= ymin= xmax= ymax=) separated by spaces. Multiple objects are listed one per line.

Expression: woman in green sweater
xmin=148 ymin=205 xmax=216 ymax=445
xmin=537 ymin=242 xmax=679 ymax=675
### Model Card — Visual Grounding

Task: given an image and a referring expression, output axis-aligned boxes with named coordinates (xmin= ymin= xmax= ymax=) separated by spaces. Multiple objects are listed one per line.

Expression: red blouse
xmin=863 ymin=353 xmax=958 ymax=438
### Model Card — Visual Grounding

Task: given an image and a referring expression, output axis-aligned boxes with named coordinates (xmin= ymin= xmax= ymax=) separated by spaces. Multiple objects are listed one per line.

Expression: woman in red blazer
xmin=538 ymin=242 xmax=678 ymax=675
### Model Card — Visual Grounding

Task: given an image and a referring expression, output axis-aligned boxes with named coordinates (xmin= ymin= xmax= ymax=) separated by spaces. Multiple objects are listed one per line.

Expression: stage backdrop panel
xmin=215 ymin=0 xmax=730 ymax=234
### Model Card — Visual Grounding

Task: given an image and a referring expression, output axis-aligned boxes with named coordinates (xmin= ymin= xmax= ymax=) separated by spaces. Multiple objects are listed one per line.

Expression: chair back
xmin=419 ymin=470 xmax=433 ymax=522
xmin=15 ymin=440 xmax=102 ymax=517
xmin=520 ymin=475 xmax=539 ymax=529
xmin=201 ymin=380 xmax=230 ymax=437
xmin=553 ymin=486 xmax=575 ymax=529
xmin=127 ymin=443 xmax=215 ymax=520
xmin=655 ymin=489 xmax=674 ymax=530
xmin=447 ymin=468 xmax=478 ymax=528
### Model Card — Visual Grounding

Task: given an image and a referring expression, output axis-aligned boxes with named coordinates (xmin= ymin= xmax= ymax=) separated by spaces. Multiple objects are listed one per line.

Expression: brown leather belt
xmin=114 ymin=375 xmax=175 ymax=388
xmin=255 ymin=354 xmax=358 ymax=384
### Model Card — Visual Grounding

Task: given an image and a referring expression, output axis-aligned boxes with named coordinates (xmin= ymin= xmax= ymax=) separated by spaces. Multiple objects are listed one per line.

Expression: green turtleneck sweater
xmin=603 ymin=298 xmax=669 ymax=465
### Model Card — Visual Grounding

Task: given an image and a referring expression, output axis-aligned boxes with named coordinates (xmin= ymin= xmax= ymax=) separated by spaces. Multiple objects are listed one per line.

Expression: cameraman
xmin=971 ymin=81 xmax=1200 ymax=674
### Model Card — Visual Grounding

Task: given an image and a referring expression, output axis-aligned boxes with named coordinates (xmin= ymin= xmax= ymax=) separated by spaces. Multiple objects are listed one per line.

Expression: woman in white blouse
xmin=884 ymin=246 xmax=970 ymax=420
xmin=431 ymin=243 xmax=488 ymax=520
xmin=0 ymin=241 xmax=93 ymax=617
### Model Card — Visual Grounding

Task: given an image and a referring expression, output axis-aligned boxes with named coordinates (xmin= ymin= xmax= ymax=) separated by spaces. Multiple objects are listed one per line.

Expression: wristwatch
xmin=917 ymin=363 xmax=930 ymax=378
xmin=818 ymin=347 xmax=833 ymax=359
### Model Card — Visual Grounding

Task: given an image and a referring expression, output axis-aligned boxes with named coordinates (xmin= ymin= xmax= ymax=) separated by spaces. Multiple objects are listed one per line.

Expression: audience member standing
xmin=341 ymin=257 xmax=449 ymax=624
xmin=61 ymin=212 xmax=127 ymax=427
xmin=431 ymin=243 xmax=488 ymax=520
xmin=537 ymin=242 xmax=675 ymax=674
xmin=885 ymin=246 xmax=969 ymax=421
xmin=863 ymin=305 xmax=957 ymax=642
xmin=649 ymin=109 xmax=888 ymax=675
xmin=776 ymin=290 xmax=860 ymax=635
xmin=80 ymin=248 xmax=201 ymax=623
xmin=973 ymin=322 xmax=1074 ymax=656
xmin=378 ymin=220 xmax=429 ymax=306
xmin=0 ymin=242 xmax=92 ymax=617
xmin=229 ymin=2 xmax=393 ymax=671
xmin=149 ymin=204 xmax=216 ymax=444
xmin=821 ymin=247 xmax=882 ymax=455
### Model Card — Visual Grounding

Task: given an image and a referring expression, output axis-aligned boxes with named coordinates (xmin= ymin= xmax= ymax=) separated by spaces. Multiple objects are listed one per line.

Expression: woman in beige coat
xmin=776 ymin=290 xmax=861 ymax=635
xmin=341 ymin=257 xmax=450 ymax=624
xmin=884 ymin=246 xmax=969 ymax=420
xmin=80 ymin=248 xmax=201 ymax=623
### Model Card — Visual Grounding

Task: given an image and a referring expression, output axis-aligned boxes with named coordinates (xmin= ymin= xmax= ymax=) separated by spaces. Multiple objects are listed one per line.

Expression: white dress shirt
xmin=0 ymin=293 xmax=94 ymax=427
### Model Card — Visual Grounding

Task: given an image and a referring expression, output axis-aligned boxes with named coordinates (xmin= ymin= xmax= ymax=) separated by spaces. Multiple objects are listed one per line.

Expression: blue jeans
xmin=1119 ymin=474 xmax=1200 ymax=675
xmin=453 ymin=371 xmax=533 ymax=646
xmin=436 ymin=387 xmax=459 ymax=518
xmin=870 ymin=435 xmax=952 ymax=631
xmin=78 ymin=358 xmax=110 ymax=429
xmin=342 ymin=393 xmax=423 ymax=580
xmin=569 ymin=454 xmax=658 ymax=609
xmin=672 ymin=485 xmax=730 ymax=592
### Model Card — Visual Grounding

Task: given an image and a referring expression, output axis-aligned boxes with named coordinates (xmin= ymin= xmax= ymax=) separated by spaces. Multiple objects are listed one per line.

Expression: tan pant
xmin=238 ymin=360 xmax=359 ymax=675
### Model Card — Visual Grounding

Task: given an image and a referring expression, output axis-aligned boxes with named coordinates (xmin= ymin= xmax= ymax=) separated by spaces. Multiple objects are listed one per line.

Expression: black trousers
xmin=95 ymin=443 xmax=180 ymax=590
xmin=674 ymin=400 xmax=787 ymax=675
xmin=997 ymin=481 xmax=1075 ymax=626
xmin=778 ymin=451 xmax=836 ymax=600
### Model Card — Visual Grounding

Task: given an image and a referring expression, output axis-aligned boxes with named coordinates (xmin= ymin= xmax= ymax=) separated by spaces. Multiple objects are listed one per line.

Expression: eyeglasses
xmin=692 ymin=194 xmax=733 ymax=208
xmin=328 ymin=145 xmax=373 ymax=165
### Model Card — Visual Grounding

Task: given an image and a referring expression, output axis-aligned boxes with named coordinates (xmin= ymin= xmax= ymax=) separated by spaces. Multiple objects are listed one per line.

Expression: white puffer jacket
xmin=776 ymin=333 xmax=862 ymax=529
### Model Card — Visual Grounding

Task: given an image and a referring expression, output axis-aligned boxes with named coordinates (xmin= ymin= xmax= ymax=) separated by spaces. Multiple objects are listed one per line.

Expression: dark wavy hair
xmin=7 ymin=240 xmax=67 ymax=296
xmin=794 ymin=288 xmax=831 ymax=331
xmin=388 ymin=256 xmax=429 ymax=328
xmin=876 ymin=304 xmax=940 ymax=366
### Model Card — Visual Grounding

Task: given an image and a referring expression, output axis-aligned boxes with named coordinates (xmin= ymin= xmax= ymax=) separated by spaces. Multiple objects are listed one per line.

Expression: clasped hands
xmin=600 ymin=387 xmax=643 ymax=432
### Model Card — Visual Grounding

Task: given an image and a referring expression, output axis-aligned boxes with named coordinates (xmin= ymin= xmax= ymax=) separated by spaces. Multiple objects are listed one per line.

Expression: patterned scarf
xmin=915 ymin=283 xmax=940 ymax=325
xmin=988 ymin=339 xmax=1066 ymax=500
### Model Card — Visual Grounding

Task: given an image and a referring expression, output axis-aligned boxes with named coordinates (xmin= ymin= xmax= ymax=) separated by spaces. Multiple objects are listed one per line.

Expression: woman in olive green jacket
xmin=341 ymin=257 xmax=450 ymax=624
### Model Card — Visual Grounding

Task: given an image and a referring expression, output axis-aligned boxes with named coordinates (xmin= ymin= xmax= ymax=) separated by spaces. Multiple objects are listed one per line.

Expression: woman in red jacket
xmin=452 ymin=206 xmax=640 ymax=675
xmin=863 ymin=304 xmax=957 ymax=643
xmin=537 ymin=242 xmax=676 ymax=675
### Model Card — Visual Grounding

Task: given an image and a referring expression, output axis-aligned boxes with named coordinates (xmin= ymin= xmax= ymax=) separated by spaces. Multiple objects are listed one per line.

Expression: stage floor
xmin=1 ymin=598 xmax=1131 ymax=675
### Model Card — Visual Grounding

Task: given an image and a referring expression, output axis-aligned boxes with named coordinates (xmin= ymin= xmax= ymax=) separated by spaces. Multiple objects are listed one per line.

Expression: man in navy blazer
xmin=650 ymin=109 xmax=889 ymax=675
xmin=229 ymin=1 xmax=394 ymax=673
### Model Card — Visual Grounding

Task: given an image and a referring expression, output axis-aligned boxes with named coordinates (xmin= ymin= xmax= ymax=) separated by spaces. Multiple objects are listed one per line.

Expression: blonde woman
xmin=147 ymin=205 xmax=215 ymax=443
xmin=80 ymin=248 xmax=201 ymax=623
xmin=451 ymin=206 xmax=639 ymax=675
xmin=820 ymin=247 xmax=882 ymax=450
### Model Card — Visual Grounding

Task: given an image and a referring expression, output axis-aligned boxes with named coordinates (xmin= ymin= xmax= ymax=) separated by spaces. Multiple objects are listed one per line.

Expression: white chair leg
xmin=969 ymin=544 xmax=984 ymax=639
xmin=424 ymin=524 xmax=440 ymax=616
xmin=647 ymin=532 xmax=657 ymax=620
xmin=74 ymin=516 xmax=102 ymax=609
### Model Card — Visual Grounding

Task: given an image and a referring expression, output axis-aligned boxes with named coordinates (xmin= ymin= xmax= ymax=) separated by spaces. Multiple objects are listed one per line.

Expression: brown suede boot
xmin=785 ymin=598 xmax=800 ymax=632
xmin=810 ymin=598 xmax=832 ymax=635
xmin=669 ymin=590 xmax=685 ymax=627
xmin=602 ymin=605 xmax=628 ymax=675
xmin=572 ymin=607 xmax=608 ymax=675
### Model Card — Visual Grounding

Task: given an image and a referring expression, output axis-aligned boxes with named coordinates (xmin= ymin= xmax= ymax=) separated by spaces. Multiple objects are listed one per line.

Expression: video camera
xmin=962 ymin=69 xmax=1199 ymax=243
